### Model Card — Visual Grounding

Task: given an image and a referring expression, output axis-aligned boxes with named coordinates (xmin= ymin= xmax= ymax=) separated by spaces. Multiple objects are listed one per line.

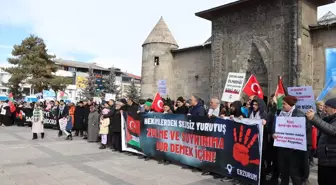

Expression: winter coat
xmin=275 ymin=108 xmax=312 ymax=179
xmin=56 ymin=105 xmax=69 ymax=119
xmin=69 ymin=106 xmax=75 ymax=125
xmin=87 ymin=110 xmax=100 ymax=142
xmin=31 ymin=109 xmax=44 ymax=133
xmin=99 ymin=118 xmax=110 ymax=135
xmin=188 ymin=103 xmax=206 ymax=116
xmin=310 ymin=113 xmax=336 ymax=167
xmin=110 ymin=109 xmax=122 ymax=133
xmin=174 ymin=105 xmax=189 ymax=115
xmin=230 ymin=101 xmax=246 ymax=118
xmin=73 ymin=106 xmax=87 ymax=130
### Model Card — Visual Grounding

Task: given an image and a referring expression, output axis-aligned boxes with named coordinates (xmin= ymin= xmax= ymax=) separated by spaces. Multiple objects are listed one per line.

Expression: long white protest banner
xmin=274 ymin=117 xmax=307 ymax=151
xmin=221 ymin=72 xmax=246 ymax=102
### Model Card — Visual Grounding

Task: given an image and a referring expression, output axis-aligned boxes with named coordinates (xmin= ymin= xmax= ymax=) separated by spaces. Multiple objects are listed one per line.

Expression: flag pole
xmin=242 ymin=74 xmax=252 ymax=90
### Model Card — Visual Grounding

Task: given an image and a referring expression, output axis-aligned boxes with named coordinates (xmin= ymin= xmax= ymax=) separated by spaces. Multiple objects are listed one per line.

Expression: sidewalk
xmin=0 ymin=126 xmax=318 ymax=185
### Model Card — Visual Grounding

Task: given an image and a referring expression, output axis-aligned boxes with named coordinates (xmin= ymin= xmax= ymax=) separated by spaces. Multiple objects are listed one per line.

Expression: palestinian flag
xmin=125 ymin=114 xmax=141 ymax=151
xmin=273 ymin=76 xmax=287 ymax=110
xmin=8 ymin=93 xmax=16 ymax=113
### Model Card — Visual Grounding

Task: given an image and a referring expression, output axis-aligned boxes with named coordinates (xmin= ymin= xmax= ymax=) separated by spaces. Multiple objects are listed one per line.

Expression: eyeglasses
xmin=253 ymin=104 xmax=258 ymax=106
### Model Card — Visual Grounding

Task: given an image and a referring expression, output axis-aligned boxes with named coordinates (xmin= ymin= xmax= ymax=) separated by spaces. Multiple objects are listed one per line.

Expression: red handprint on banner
xmin=233 ymin=125 xmax=260 ymax=166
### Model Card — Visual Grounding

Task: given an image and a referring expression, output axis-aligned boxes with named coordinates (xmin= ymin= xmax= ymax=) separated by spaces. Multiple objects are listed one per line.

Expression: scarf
xmin=279 ymin=105 xmax=296 ymax=117
xmin=208 ymin=105 xmax=220 ymax=117
xmin=249 ymin=111 xmax=261 ymax=119
xmin=59 ymin=105 xmax=65 ymax=116
xmin=33 ymin=108 xmax=42 ymax=122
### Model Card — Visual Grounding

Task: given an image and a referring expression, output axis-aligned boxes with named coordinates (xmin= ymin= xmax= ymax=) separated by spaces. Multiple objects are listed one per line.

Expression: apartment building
xmin=0 ymin=59 xmax=141 ymax=101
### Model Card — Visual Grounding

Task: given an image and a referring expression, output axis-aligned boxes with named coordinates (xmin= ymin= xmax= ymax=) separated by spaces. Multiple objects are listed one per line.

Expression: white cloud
xmin=0 ymin=45 xmax=12 ymax=49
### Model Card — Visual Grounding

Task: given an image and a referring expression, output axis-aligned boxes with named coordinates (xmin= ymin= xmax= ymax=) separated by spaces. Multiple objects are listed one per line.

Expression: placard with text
xmin=288 ymin=86 xmax=316 ymax=113
xmin=221 ymin=72 xmax=246 ymax=102
xmin=274 ymin=117 xmax=307 ymax=151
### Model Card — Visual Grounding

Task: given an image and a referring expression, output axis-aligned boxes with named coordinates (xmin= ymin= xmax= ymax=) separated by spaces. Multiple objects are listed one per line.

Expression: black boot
xmin=58 ymin=130 xmax=62 ymax=137
xmin=32 ymin=133 xmax=38 ymax=140
xmin=83 ymin=132 xmax=87 ymax=139
xmin=41 ymin=133 xmax=44 ymax=139
xmin=99 ymin=144 xmax=106 ymax=149
xmin=75 ymin=130 xmax=79 ymax=136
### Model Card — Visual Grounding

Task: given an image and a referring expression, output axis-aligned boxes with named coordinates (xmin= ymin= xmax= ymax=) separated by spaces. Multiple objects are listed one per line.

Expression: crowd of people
xmin=0 ymin=94 xmax=335 ymax=185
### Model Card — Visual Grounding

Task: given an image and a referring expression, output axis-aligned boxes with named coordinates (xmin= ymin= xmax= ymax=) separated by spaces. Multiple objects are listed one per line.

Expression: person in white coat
xmin=32 ymin=103 xmax=44 ymax=140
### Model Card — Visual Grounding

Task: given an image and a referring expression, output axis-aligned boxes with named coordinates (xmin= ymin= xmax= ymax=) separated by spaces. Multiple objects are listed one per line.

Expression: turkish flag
xmin=127 ymin=115 xmax=140 ymax=135
xmin=243 ymin=75 xmax=264 ymax=99
xmin=152 ymin=92 xmax=164 ymax=112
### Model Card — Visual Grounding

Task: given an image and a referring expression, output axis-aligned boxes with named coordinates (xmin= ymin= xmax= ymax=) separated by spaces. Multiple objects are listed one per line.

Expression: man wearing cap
xmin=306 ymin=98 xmax=336 ymax=185
xmin=273 ymin=95 xmax=311 ymax=185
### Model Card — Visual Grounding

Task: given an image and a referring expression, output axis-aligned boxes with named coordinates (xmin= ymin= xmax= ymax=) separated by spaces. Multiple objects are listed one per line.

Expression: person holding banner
xmin=188 ymin=95 xmax=206 ymax=116
xmin=56 ymin=100 xmax=69 ymax=137
xmin=306 ymin=98 xmax=336 ymax=185
xmin=273 ymin=95 xmax=311 ymax=185
xmin=248 ymin=97 xmax=268 ymax=185
xmin=173 ymin=97 xmax=188 ymax=114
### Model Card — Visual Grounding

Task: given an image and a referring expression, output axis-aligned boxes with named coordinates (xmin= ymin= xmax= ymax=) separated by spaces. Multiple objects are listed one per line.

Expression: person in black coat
xmin=173 ymin=97 xmax=189 ymax=115
xmin=306 ymin=98 xmax=336 ymax=185
xmin=273 ymin=96 xmax=312 ymax=185
xmin=56 ymin=100 xmax=69 ymax=137
xmin=82 ymin=100 xmax=92 ymax=139
xmin=73 ymin=101 xmax=87 ymax=137
xmin=110 ymin=101 xmax=123 ymax=152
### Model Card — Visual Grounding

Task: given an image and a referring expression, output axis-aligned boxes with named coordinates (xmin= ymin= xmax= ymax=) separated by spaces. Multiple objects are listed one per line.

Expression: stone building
xmin=141 ymin=0 xmax=336 ymax=102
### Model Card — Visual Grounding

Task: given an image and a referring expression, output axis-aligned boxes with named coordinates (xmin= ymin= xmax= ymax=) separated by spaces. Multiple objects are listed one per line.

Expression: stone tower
xmin=140 ymin=17 xmax=178 ymax=99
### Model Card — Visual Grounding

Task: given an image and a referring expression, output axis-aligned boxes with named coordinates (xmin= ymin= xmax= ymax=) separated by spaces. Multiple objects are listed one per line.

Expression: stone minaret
xmin=140 ymin=17 xmax=178 ymax=99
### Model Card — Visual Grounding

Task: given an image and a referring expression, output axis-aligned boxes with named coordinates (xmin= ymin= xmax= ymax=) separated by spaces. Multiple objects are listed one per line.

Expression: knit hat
xmin=283 ymin=95 xmax=298 ymax=106
xmin=325 ymin=98 xmax=336 ymax=109
xmin=145 ymin=102 xmax=152 ymax=107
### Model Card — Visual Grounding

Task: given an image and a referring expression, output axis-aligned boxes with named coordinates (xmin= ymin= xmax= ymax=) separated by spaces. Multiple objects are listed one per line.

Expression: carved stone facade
xmin=141 ymin=0 xmax=335 ymax=102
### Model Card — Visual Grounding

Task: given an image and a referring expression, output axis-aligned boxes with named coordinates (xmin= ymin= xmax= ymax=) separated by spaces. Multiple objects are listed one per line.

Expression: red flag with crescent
xmin=242 ymin=75 xmax=264 ymax=99
xmin=152 ymin=92 xmax=164 ymax=113
xmin=8 ymin=92 xmax=16 ymax=113
xmin=127 ymin=115 xmax=140 ymax=135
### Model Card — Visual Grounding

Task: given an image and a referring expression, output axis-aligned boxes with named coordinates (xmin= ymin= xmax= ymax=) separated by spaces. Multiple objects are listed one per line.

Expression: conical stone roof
xmin=318 ymin=11 xmax=336 ymax=25
xmin=143 ymin=17 xmax=178 ymax=47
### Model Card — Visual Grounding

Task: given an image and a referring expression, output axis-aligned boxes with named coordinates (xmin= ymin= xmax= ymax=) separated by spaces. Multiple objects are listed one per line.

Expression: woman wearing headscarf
xmin=87 ymin=104 xmax=100 ymax=142
xmin=272 ymin=96 xmax=311 ymax=185
xmin=32 ymin=102 xmax=44 ymax=140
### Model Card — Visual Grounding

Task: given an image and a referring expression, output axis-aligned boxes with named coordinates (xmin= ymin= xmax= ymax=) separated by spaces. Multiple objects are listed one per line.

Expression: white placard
xmin=158 ymin=80 xmax=167 ymax=96
xmin=274 ymin=117 xmax=307 ymax=151
xmin=221 ymin=72 xmax=246 ymax=102
xmin=105 ymin=93 xmax=116 ymax=101
xmin=288 ymin=86 xmax=316 ymax=113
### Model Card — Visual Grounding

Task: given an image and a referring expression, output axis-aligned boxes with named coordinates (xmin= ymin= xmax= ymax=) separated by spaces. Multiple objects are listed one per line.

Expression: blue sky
xmin=0 ymin=0 xmax=335 ymax=75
